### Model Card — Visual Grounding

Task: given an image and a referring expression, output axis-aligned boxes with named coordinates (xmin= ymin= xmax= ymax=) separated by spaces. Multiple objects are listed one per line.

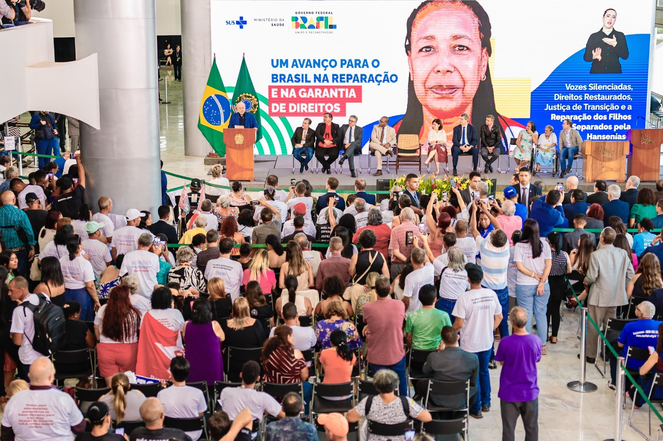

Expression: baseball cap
xmin=86 ymin=401 xmax=109 ymax=425
xmin=126 ymin=208 xmax=146 ymax=221
xmin=86 ymin=221 xmax=104 ymax=234
xmin=24 ymin=192 xmax=39 ymax=203
xmin=190 ymin=178 xmax=202 ymax=189
xmin=57 ymin=176 xmax=73 ymax=191
xmin=503 ymin=186 xmax=517 ymax=199
xmin=293 ymin=203 xmax=307 ymax=215
xmin=317 ymin=413 xmax=348 ymax=437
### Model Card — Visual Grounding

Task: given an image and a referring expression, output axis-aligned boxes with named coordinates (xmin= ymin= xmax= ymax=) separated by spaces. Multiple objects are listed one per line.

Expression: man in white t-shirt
xmin=285 ymin=182 xmax=313 ymax=221
xmin=1 ymin=357 xmax=85 ymax=440
xmin=82 ymin=221 xmax=112 ymax=278
xmin=157 ymin=356 xmax=207 ymax=441
xmin=402 ymin=247 xmax=435 ymax=315
xmin=452 ymin=264 xmax=503 ymax=419
xmin=12 ymin=179 xmax=47 ymax=210
xmin=253 ymin=186 xmax=288 ymax=223
xmin=111 ymin=208 xmax=147 ymax=260
xmin=269 ymin=303 xmax=317 ymax=351
xmin=454 ymin=220 xmax=477 ymax=264
xmin=91 ymin=196 xmax=115 ymax=243
xmin=120 ymin=233 xmax=160 ymax=299
xmin=9 ymin=277 xmax=48 ymax=375
xmin=204 ymin=238 xmax=243 ymax=302
xmin=220 ymin=361 xmax=284 ymax=424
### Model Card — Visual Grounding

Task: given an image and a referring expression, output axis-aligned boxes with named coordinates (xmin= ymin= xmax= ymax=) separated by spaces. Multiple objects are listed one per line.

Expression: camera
xmin=14 ymin=0 xmax=45 ymax=12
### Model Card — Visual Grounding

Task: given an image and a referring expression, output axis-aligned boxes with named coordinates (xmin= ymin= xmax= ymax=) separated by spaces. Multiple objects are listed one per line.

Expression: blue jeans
xmin=516 ymin=283 xmax=551 ymax=345
xmin=487 ymin=287 xmax=509 ymax=361
xmin=560 ymin=146 xmax=579 ymax=171
xmin=436 ymin=297 xmax=457 ymax=324
xmin=471 ymin=349 xmax=492 ymax=414
xmin=369 ymin=355 xmax=408 ymax=397
xmin=302 ymin=380 xmax=312 ymax=414
xmin=293 ymin=147 xmax=314 ymax=168
xmin=35 ymin=138 xmax=61 ymax=169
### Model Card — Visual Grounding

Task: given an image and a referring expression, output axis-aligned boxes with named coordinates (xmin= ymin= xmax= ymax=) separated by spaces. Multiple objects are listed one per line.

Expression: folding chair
xmin=163 ymin=416 xmax=206 ymax=435
xmin=75 ymin=387 xmax=110 ymax=415
xmin=310 ymin=382 xmax=354 ymax=421
xmin=395 ymin=134 xmax=421 ymax=174
xmin=116 ymin=420 xmax=145 ymax=436
xmin=131 ymin=382 xmax=162 ymax=398
xmin=600 ymin=318 xmax=636 ymax=376
xmin=631 ymin=372 xmax=663 ymax=439
xmin=407 ymin=349 xmax=436 ymax=382
xmin=187 ymin=381 xmax=212 ymax=411
xmin=423 ymin=379 xmax=470 ymax=421
xmin=301 ymin=348 xmax=316 ymax=380
xmin=225 ymin=346 xmax=263 ymax=382
xmin=422 ymin=418 xmax=468 ymax=441
xmin=52 ymin=348 xmax=95 ymax=388
xmin=213 ymin=381 xmax=242 ymax=411
xmin=356 ymin=378 xmax=399 ymax=402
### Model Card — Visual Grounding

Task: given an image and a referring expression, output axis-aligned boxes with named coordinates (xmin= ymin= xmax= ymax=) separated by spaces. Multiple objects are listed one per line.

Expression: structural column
xmin=181 ymin=0 xmax=212 ymax=157
xmin=73 ymin=0 xmax=161 ymax=215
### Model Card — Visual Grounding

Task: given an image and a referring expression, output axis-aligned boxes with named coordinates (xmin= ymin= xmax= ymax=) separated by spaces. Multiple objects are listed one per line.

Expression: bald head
xmin=98 ymin=196 xmax=112 ymax=211
xmin=140 ymin=397 xmax=165 ymax=428
xmin=1 ymin=191 xmax=15 ymax=206
xmin=566 ymin=176 xmax=579 ymax=190
xmin=29 ymin=357 xmax=55 ymax=386
xmin=509 ymin=306 xmax=528 ymax=329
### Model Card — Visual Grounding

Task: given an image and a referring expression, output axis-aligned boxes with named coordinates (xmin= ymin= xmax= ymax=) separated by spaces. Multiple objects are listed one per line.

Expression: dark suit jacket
xmin=147 ymin=220 xmax=178 ymax=244
xmin=620 ymin=188 xmax=639 ymax=210
xmin=480 ymin=124 xmax=501 ymax=149
xmin=452 ymin=124 xmax=478 ymax=149
xmin=315 ymin=191 xmax=345 ymax=214
xmin=602 ymin=199 xmax=631 ymax=224
xmin=513 ymin=183 xmax=542 ymax=214
xmin=196 ymin=246 xmax=220 ymax=273
xmin=356 ymin=191 xmax=376 ymax=206
xmin=651 ymin=214 xmax=663 ymax=230
xmin=315 ymin=122 xmax=341 ymax=149
xmin=290 ymin=127 xmax=316 ymax=149
xmin=403 ymin=189 xmax=422 ymax=209
xmin=654 ymin=191 xmax=663 ymax=204
xmin=563 ymin=190 xmax=586 ymax=205
xmin=338 ymin=124 xmax=363 ymax=152
xmin=460 ymin=188 xmax=479 ymax=206
xmin=563 ymin=227 xmax=596 ymax=253
xmin=564 ymin=202 xmax=590 ymax=224
xmin=587 ymin=191 xmax=609 ymax=206
xmin=228 ymin=112 xmax=258 ymax=129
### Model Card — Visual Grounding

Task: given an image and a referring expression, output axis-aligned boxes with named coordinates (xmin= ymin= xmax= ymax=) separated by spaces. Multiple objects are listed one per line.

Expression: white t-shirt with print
xmin=39 ymin=242 xmax=67 ymax=260
xmin=71 ymin=220 xmax=89 ymax=241
xmin=82 ymin=239 xmax=112 ymax=278
xmin=131 ymin=294 xmax=152 ymax=315
xmin=455 ymin=236 xmax=478 ymax=264
xmin=513 ymin=240 xmax=552 ymax=286
xmin=143 ymin=309 xmax=185 ymax=352
xmin=94 ymin=304 xmax=140 ymax=344
xmin=120 ymin=249 xmax=160 ymax=299
xmin=1 ymin=387 xmax=83 ymax=441
xmin=111 ymin=225 xmax=147 ymax=257
xmin=59 ymin=255 xmax=95 ymax=289
xmin=91 ymin=212 xmax=115 ymax=239
xmin=402 ymin=262 xmax=435 ymax=315
xmin=204 ymin=257 xmax=243 ymax=302
xmin=433 ymin=252 xmax=467 ymax=276
xmin=254 ymin=200 xmax=289 ymax=224
xmin=286 ymin=196 xmax=314 ymax=220
xmin=18 ymin=185 xmax=47 ymax=210
xmin=452 ymin=288 xmax=502 ymax=353
xmin=438 ymin=268 xmax=470 ymax=300
xmin=11 ymin=293 xmax=48 ymax=364
xmin=158 ymin=385 xmax=208 ymax=441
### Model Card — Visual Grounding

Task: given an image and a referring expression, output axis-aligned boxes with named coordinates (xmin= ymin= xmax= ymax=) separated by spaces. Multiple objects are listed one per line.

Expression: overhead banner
xmin=212 ymin=0 xmax=654 ymax=155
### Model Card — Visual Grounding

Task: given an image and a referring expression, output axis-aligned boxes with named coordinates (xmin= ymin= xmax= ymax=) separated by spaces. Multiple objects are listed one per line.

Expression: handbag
xmin=352 ymin=250 xmax=377 ymax=285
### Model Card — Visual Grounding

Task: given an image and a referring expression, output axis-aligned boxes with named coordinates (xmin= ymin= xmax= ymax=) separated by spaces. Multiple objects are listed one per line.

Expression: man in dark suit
xmin=314 ymin=113 xmax=341 ymax=174
xmin=651 ymin=201 xmax=663 ymax=229
xmin=512 ymin=169 xmax=542 ymax=215
xmin=602 ymin=184 xmax=630 ymax=224
xmin=338 ymin=115 xmax=364 ymax=178
xmin=403 ymin=173 xmax=423 ymax=216
xmin=354 ymin=178 xmax=376 ymax=206
xmin=620 ymin=176 xmax=640 ymax=210
xmin=291 ymin=118 xmax=316 ymax=173
xmin=480 ymin=115 xmax=501 ymax=173
xmin=564 ymin=190 xmax=590 ymax=224
xmin=587 ymin=180 xmax=609 ymax=206
xmin=562 ymin=176 xmax=585 ymax=205
xmin=460 ymin=171 xmax=483 ymax=206
xmin=451 ymin=113 xmax=479 ymax=176
xmin=315 ymin=176 xmax=345 ymax=214
xmin=147 ymin=205 xmax=178 ymax=244
xmin=228 ymin=101 xmax=259 ymax=129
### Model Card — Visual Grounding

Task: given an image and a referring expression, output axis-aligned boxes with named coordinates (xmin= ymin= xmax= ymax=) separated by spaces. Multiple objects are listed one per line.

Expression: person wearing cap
xmin=452 ymin=264 xmax=503 ymax=419
xmin=282 ymin=215 xmax=316 ymax=244
xmin=82 ymin=222 xmax=113 ymax=279
xmin=11 ymin=178 xmax=47 ymax=210
xmin=502 ymin=186 xmax=527 ymax=228
xmin=187 ymin=179 xmax=203 ymax=213
xmin=253 ymin=186 xmax=288 ymax=224
xmin=76 ymin=401 xmax=125 ymax=441
xmin=120 ymin=233 xmax=160 ymax=299
xmin=23 ymin=192 xmax=48 ymax=252
xmin=317 ymin=413 xmax=348 ymax=441
xmin=286 ymin=182 xmax=314 ymax=221
xmin=51 ymin=154 xmax=86 ymax=219
xmin=265 ymin=392 xmax=317 ymax=441
xmin=111 ymin=209 xmax=147 ymax=260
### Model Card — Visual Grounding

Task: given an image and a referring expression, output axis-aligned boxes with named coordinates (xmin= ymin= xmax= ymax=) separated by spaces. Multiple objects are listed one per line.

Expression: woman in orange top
xmin=319 ymin=329 xmax=356 ymax=385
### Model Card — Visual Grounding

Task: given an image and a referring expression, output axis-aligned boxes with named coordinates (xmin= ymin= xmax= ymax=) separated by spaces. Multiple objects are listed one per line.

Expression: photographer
xmin=29 ymin=111 xmax=61 ymax=169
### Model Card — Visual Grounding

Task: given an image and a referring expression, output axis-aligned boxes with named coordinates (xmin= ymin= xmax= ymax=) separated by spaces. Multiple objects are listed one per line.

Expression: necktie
xmin=462 ymin=126 xmax=467 ymax=145
xmin=380 ymin=127 xmax=385 ymax=144
xmin=350 ymin=126 xmax=354 ymax=143
xmin=522 ymin=187 xmax=528 ymax=208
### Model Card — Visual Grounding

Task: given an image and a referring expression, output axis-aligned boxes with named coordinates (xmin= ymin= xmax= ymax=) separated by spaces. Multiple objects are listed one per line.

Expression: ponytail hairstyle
xmin=330 ymin=329 xmax=353 ymax=362
xmin=110 ymin=373 xmax=130 ymax=424
xmin=285 ymin=274 xmax=298 ymax=304
xmin=66 ymin=234 xmax=81 ymax=261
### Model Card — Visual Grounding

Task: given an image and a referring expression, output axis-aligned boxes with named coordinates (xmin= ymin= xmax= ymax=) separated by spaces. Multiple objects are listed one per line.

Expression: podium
xmin=628 ymin=129 xmax=663 ymax=182
xmin=223 ymin=128 xmax=255 ymax=181
xmin=582 ymin=141 xmax=628 ymax=183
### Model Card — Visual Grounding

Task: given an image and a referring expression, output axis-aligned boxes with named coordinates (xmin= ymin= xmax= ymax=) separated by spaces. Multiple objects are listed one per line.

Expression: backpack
xmin=365 ymin=394 xmax=414 ymax=435
xmin=22 ymin=293 xmax=66 ymax=356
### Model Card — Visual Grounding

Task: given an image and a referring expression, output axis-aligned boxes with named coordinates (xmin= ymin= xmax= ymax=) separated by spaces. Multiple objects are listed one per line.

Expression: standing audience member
xmin=101 ymin=372 xmax=147 ymax=424
xmin=405 ymin=285 xmax=451 ymax=350
xmin=129 ymin=397 xmax=191 ymax=441
xmin=61 ymin=235 xmax=100 ymax=321
xmin=495 ymin=307 xmax=542 ymax=441
xmin=0 ymin=191 xmax=35 ymax=277
xmin=82 ymin=222 xmax=113 ymax=279
xmin=402 ymin=246 xmax=435 ymax=315
xmin=529 ymin=190 xmax=568 ymax=237
xmin=349 ymin=230 xmax=389 ymax=283
xmin=120 ymin=233 xmax=160 ymax=299
xmin=388 ymin=207 xmax=419 ymax=279
xmin=111 ymin=209 xmax=145 ymax=260
xmin=433 ymin=246 xmax=469 ymax=321
xmin=452 ymin=264 xmax=503 ymax=418
xmin=183 ymin=298 xmax=225 ymax=386
xmin=546 ymin=232 xmax=571 ymax=345
xmin=205 ymin=238 xmax=244 ymax=302
xmin=10 ymin=277 xmax=48 ymax=375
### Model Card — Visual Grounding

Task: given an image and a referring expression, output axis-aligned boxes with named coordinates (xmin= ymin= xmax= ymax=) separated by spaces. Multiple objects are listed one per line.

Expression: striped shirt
xmin=263 ymin=346 xmax=307 ymax=384
xmin=0 ymin=205 xmax=36 ymax=249
xmin=476 ymin=235 xmax=509 ymax=290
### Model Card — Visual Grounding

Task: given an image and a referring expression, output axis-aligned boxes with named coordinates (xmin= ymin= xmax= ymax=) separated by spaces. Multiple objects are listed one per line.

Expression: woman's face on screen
xmin=408 ymin=3 xmax=488 ymax=119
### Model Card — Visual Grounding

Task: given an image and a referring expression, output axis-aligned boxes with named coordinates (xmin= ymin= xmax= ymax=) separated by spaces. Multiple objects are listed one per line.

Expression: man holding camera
xmin=29 ymin=111 xmax=61 ymax=168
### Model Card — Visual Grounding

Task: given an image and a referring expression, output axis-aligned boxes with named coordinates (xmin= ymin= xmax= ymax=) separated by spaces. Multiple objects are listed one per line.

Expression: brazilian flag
xmin=232 ymin=55 xmax=262 ymax=143
xmin=198 ymin=58 xmax=231 ymax=156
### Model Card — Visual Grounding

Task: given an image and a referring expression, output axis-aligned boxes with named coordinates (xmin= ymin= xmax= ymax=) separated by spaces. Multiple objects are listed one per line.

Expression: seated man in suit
xmin=451 ymin=113 xmax=479 ymax=176
xmin=513 ymin=169 xmax=542 ymax=216
xmin=563 ymin=176 xmax=585 ymax=205
xmin=563 ymin=189 xmax=590 ymax=224
xmin=338 ymin=115 xmax=363 ymax=178
xmin=354 ymin=178 xmax=376 ymax=206
xmin=620 ymin=175 xmax=640 ymax=210
xmin=480 ymin=115 xmax=502 ymax=173
xmin=228 ymin=101 xmax=258 ymax=129
xmin=315 ymin=112 xmax=341 ymax=174
xmin=602 ymin=184 xmax=630 ymax=224
xmin=651 ymin=200 xmax=663 ymax=229
xmin=587 ymin=180 xmax=609 ymax=205
xmin=291 ymin=118 xmax=316 ymax=173
xmin=369 ymin=116 xmax=396 ymax=176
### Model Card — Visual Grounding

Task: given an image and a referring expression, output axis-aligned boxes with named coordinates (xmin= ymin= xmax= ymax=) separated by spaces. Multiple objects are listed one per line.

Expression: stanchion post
xmin=162 ymin=66 xmax=171 ymax=105
xmin=567 ymin=307 xmax=598 ymax=393
xmin=603 ymin=356 xmax=625 ymax=441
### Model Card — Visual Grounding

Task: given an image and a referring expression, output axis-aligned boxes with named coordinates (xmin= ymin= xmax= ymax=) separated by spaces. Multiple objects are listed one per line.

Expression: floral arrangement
xmin=389 ymin=174 xmax=493 ymax=198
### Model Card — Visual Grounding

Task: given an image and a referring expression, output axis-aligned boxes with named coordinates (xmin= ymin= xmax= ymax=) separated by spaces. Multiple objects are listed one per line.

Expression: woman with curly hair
xmin=315 ymin=300 xmax=361 ymax=351
xmin=219 ymin=216 xmax=245 ymax=256
xmin=627 ymin=253 xmax=663 ymax=318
